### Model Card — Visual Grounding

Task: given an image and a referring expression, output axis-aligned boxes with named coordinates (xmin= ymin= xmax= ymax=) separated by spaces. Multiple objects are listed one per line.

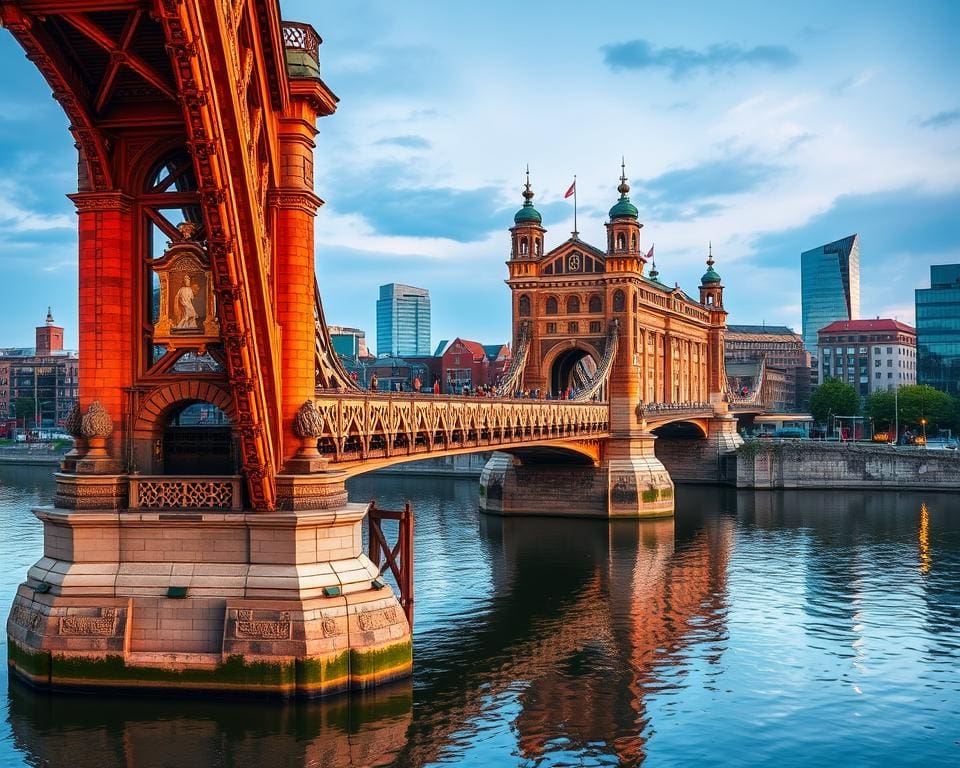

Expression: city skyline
xmin=0 ymin=1 xmax=959 ymax=347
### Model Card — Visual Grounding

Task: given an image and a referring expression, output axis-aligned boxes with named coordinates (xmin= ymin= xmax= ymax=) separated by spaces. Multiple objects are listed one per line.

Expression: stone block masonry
xmin=735 ymin=441 xmax=960 ymax=490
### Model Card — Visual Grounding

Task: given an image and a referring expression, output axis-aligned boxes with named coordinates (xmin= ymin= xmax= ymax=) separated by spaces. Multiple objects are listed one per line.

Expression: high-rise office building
xmin=376 ymin=283 xmax=431 ymax=357
xmin=801 ymin=234 xmax=860 ymax=367
xmin=916 ymin=264 xmax=960 ymax=395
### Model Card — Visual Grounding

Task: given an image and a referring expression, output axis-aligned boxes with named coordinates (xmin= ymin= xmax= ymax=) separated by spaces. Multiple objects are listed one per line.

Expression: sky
xmin=0 ymin=1 xmax=959 ymax=351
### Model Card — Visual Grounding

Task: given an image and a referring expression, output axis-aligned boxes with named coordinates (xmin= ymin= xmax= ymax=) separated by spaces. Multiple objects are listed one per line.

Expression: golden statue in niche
xmin=152 ymin=236 xmax=219 ymax=350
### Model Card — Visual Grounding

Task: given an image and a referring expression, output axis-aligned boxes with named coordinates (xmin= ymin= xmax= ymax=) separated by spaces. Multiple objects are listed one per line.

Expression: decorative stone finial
xmin=63 ymin=403 xmax=83 ymax=438
xmin=292 ymin=400 xmax=324 ymax=438
xmin=46 ymin=306 xmax=54 ymax=325
xmin=649 ymin=259 xmax=660 ymax=281
xmin=617 ymin=156 xmax=630 ymax=197
xmin=80 ymin=401 xmax=113 ymax=439
xmin=176 ymin=221 xmax=200 ymax=241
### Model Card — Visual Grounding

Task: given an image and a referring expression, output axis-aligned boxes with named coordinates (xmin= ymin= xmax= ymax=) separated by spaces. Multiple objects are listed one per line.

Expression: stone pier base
xmin=479 ymin=434 xmax=674 ymax=518
xmin=6 ymin=474 xmax=411 ymax=698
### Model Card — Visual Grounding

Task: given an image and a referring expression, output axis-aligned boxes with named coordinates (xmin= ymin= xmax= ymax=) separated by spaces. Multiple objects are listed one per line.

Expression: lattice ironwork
xmin=313 ymin=394 xmax=609 ymax=464
xmin=281 ymin=21 xmax=321 ymax=61
xmin=495 ymin=320 xmax=531 ymax=397
xmin=315 ymin=278 xmax=362 ymax=391
xmin=726 ymin=355 xmax=767 ymax=407
xmin=130 ymin=476 xmax=240 ymax=510
xmin=571 ymin=319 xmax=619 ymax=402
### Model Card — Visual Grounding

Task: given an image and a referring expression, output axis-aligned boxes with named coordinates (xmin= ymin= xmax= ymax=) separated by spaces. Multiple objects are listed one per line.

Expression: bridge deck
xmin=312 ymin=392 xmax=610 ymax=469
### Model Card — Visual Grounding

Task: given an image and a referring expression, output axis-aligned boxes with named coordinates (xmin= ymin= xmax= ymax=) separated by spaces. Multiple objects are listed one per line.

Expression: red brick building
xmin=0 ymin=309 xmax=79 ymax=430
xmin=439 ymin=338 xmax=491 ymax=392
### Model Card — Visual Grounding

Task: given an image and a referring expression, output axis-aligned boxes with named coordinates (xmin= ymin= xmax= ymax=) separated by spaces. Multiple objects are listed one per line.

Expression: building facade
xmin=818 ymin=319 xmax=916 ymax=397
xmin=801 ymin=234 xmax=860 ymax=371
xmin=916 ymin=264 xmax=960 ymax=395
xmin=0 ymin=310 xmax=79 ymax=429
xmin=328 ymin=325 xmax=369 ymax=359
xmin=725 ymin=324 xmax=811 ymax=411
xmin=376 ymin=283 xmax=431 ymax=357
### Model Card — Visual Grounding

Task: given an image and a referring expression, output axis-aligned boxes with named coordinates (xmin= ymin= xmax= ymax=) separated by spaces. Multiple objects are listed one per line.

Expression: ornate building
xmin=506 ymin=167 xmax=726 ymax=406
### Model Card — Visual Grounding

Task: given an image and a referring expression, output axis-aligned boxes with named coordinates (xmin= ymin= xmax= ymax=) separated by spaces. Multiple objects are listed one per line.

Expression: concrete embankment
xmin=0 ymin=449 xmax=65 ymax=466
xmin=734 ymin=441 xmax=960 ymax=490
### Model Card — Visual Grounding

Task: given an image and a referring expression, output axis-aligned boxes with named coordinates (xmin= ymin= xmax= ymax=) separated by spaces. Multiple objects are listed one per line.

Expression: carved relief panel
xmin=151 ymin=233 xmax=220 ymax=350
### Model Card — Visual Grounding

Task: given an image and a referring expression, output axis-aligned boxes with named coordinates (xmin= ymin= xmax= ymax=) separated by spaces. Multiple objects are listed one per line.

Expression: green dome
xmin=701 ymin=267 xmax=721 ymax=284
xmin=514 ymin=200 xmax=542 ymax=225
xmin=608 ymin=196 xmax=638 ymax=219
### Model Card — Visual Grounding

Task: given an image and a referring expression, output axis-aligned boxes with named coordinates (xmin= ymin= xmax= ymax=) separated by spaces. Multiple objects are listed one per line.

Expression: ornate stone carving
xmin=358 ymin=607 xmax=399 ymax=632
xmin=59 ymin=608 xmax=119 ymax=637
xmin=293 ymin=400 xmax=324 ymax=438
xmin=11 ymin=602 xmax=42 ymax=631
xmin=235 ymin=610 xmax=291 ymax=640
xmin=131 ymin=478 xmax=237 ymax=510
xmin=320 ymin=617 xmax=340 ymax=638
xmin=80 ymin=401 xmax=113 ymax=438
xmin=151 ymin=241 xmax=220 ymax=349
xmin=63 ymin=403 xmax=83 ymax=438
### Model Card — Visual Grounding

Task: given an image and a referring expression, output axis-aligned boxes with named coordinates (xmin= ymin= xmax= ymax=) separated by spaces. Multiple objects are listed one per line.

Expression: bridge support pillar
xmin=479 ymin=434 xmax=673 ymax=519
xmin=7 ymin=473 xmax=411 ymax=698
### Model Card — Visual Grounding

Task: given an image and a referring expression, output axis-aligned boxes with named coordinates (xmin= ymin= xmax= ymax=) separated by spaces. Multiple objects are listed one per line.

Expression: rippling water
xmin=1 ymin=465 xmax=958 ymax=767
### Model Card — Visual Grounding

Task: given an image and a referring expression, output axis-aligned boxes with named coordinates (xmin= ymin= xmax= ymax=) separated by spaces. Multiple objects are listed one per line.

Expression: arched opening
xmin=613 ymin=289 xmax=626 ymax=312
xmin=535 ymin=238 xmax=542 ymax=256
xmin=519 ymin=239 xmax=529 ymax=255
xmin=545 ymin=297 xmax=559 ymax=315
xmin=631 ymin=233 xmax=637 ymax=251
xmin=162 ymin=401 xmax=235 ymax=475
xmin=518 ymin=295 xmax=531 ymax=317
xmin=588 ymin=295 xmax=602 ymax=313
xmin=616 ymin=233 xmax=625 ymax=251
xmin=550 ymin=347 xmax=598 ymax=396
xmin=567 ymin=295 xmax=580 ymax=314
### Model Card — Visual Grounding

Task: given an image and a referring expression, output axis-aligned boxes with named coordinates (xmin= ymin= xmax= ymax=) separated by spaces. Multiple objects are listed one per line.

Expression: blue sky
xmin=0 ymin=1 xmax=958 ymax=351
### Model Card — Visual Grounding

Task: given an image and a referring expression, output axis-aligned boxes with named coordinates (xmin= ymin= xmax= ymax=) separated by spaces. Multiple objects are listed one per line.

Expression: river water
xmin=0 ymin=464 xmax=957 ymax=767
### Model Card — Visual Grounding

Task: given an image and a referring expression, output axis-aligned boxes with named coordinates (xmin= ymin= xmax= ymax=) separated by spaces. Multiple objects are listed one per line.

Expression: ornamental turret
xmin=508 ymin=167 xmax=545 ymax=280
xmin=604 ymin=160 xmax=644 ymax=274
xmin=699 ymin=242 xmax=724 ymax=309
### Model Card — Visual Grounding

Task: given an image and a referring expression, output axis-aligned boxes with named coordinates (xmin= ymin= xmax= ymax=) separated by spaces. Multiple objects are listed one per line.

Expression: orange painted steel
xmin=368 ymin=501 xmax=415 ymax=628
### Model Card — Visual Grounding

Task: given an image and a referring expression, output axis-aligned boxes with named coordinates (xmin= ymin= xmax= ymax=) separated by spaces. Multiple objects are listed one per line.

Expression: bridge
xmin=2 ymin=0 xmax=746 ymax=697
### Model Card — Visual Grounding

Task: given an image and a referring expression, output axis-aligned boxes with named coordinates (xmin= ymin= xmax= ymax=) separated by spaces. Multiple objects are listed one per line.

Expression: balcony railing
xmin=282 ymin=21 xmax=321 ymax=62
xmin=128 ymin=476 xmax=242 ymax=511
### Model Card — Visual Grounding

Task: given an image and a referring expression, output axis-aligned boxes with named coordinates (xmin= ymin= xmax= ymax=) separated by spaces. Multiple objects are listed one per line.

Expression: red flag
xmin=564 ymin=180 xmax=576 ymax=199
xmin=644 ymin=244 xmax=654 ymax=261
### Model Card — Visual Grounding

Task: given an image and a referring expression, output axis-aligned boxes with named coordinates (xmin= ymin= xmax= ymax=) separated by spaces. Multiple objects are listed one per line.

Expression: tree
xmin=867 ymin=384 xmax=955 ymax=435
xmin=14 ymin=396 xmax=36 ymax=428
xmin=809 ymin=379 xmax=859 ymax=426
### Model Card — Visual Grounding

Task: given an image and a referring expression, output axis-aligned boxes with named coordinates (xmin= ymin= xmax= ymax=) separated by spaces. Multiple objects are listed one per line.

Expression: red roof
xmin=818 ymin=319 xmax=915 ymax=335
xmin=444 ymin=338 xmax=488 ymax=360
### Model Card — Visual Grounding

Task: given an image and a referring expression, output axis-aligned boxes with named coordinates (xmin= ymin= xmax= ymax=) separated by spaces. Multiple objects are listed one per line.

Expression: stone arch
xmin=650 ymin=419 xmax=709 ymax=439
xmin=541 ymin=339 xmax=602 ymax=396
xmin=131 ymin=381 xmax=236 ymax=473
xmin=545 ymin=296 xmax=559 ymax=315
xmin=127 ymin=138 xmax=194 ymax=192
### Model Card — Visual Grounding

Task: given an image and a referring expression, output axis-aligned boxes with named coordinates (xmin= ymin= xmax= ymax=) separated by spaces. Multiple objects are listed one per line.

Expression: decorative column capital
xmin=267 ymin=189 xmax=323 ymax=214
xmin=67 ymin=191 xmax=134 ymax=213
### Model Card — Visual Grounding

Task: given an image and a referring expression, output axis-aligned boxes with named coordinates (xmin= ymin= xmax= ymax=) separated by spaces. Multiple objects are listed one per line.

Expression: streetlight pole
xmin=893 ymin=385 xmax=899 ymax=445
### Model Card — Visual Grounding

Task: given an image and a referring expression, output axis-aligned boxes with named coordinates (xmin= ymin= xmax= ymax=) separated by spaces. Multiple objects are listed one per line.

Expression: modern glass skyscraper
xmin=376 ymin=283 xmax=431 ymax=357
xmin=916 ymin=264 xmax=960 ymax=395
xmin=801 ymin=234 xmax=860 ymax=361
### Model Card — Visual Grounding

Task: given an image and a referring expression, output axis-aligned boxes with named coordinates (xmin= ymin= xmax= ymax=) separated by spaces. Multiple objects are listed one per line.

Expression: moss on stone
xmin=350 ymin=640 xmax=412 ymax=680
xmin=641 ymin=489 xmax=659 ymax=503
xmin=8 ymin=640 xmax=51 ymax=681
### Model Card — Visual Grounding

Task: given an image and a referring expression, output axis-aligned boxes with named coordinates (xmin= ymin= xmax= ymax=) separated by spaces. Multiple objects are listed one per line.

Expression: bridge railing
xmin=312 ymin=393 xmax=610 ymax=464
xmin=128 ymin=476 xmax=243 ymax=511
xmin=636 ymin=401 xmax=714 ymax=418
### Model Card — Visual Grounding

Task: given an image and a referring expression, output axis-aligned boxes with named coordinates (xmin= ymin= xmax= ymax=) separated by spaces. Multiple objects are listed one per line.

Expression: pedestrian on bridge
xmin=370 ymin=373 xmax=378 ymax=392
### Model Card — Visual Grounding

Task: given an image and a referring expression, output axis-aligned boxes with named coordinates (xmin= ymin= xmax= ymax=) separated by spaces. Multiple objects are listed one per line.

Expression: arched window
xmin=519 ymin=239 xmax=528 ymax=255
xmin=567 ymin=296 xmax=580 ymax=314
xmin=519 ymin=295 xmax=531 ymax=317
xmin=535 ymin=238 xmax=542 ymax=256
xmin=616 ymin=233 xmax=625 ymax=251
xmin=613 ymin=289 xmax=626 ymax=312
xmin=588 ymin=295 xmax=602 ymax=313
xmin=546 ymin=297 xmax=559 ymax=315
xmin=631 ymin=233 xmax=637 ymax=251
xmin=706 ymin=294 xmax=714 ymax=306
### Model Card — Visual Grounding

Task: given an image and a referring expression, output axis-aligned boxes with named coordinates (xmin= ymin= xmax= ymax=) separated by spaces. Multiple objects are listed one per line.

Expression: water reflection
xmin=2 ymin=467 xmax=959 ymax=767
xmin=6 ymin=680 xmax=412 ymax=768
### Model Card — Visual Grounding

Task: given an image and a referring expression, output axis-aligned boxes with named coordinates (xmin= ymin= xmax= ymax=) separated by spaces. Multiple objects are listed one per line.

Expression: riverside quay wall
xmin=735 ymin=441 xmax=960 ymax=490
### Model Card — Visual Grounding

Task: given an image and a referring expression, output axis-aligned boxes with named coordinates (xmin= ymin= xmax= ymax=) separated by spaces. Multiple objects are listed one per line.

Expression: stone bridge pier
xmin=651 ymin=415 xmax=742 ymax=484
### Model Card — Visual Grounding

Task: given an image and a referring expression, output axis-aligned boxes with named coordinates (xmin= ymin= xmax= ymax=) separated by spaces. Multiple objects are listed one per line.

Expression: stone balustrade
xmin=128 ymin=475 xmax=243 ymax=511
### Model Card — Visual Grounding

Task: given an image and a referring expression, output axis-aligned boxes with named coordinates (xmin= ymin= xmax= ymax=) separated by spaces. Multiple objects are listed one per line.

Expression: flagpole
xmin=573 ymin=174 xmax=578 ymax=239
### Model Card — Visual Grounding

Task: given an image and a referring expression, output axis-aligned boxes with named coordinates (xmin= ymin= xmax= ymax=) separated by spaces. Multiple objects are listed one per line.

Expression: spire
xmin=45 ymin=306 xmax=54 ymax=325
xmin=608 ymin=158 xmax=639 ymax=220
xmin=514 ymin=165 xmax=542 ymax=225
xmin=701 ymin=241 xmax=721 ymax=284
xmin=649 ymin=259 xmax=660 ymax=282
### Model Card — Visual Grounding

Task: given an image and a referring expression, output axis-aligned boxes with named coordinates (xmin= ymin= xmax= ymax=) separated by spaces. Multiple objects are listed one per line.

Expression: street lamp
xmin=920 ymin=417 xmax=928 ymax=444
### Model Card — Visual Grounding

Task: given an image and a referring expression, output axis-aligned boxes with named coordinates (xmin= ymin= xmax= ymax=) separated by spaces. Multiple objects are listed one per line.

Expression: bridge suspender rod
xmin=368 ymin=501 xmax=415 ymax=628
